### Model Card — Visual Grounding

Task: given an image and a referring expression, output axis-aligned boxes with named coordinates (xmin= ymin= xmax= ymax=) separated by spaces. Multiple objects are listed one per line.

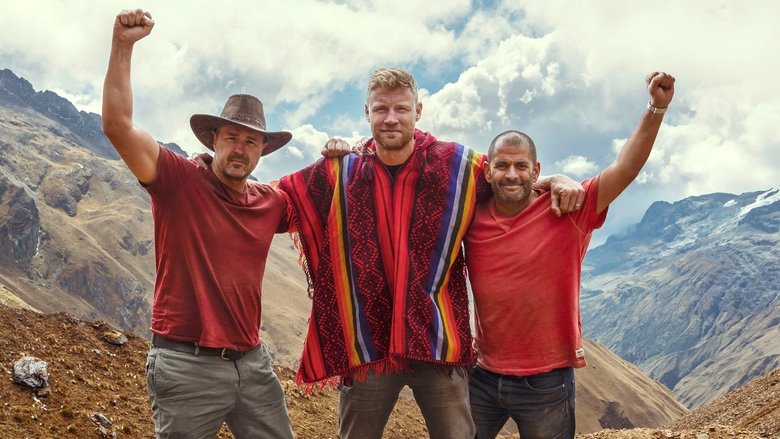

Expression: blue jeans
xmin=146 ymin=344 xmax=294 ymax=439
xmin=338 ymin=361 xmax=475 ymax=439
xmin=469 ymin=366 xmax=575 ymax=439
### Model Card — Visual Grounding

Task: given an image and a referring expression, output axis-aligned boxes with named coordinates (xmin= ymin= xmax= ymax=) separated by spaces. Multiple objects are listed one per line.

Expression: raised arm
xmin=596 ymin=72 xmax=675 ymax=213
xmin=102 ymin=9 xmax=159 ymax=184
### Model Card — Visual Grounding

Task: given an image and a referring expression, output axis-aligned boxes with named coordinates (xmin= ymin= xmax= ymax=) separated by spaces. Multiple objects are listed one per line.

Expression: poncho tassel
xmin=272 ymin=179 xmax=315 ymax=298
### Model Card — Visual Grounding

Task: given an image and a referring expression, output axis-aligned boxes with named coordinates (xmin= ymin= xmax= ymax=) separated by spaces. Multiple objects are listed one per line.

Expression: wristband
xmin=647 ymin=101 xmax=667 ymax=114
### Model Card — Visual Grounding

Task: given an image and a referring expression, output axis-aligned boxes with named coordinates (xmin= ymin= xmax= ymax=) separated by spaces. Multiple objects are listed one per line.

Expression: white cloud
xmin=288 ymin=124 xmax=364 ymax=158
xmin=420 ymin=31 xmax=562 ymax=148
xmin=555 ymin=155 xmax=599 ymax=177
xmin=343 ymin=0 xmax=471 ymax=23
xmin=456 ymin=9 xmax=517 ymax=65
xmin=413 ymin=0 xmax=778 ymax=240
xmin=329 ymin=113 xmax=368 ymax=137
xmin=288 ymin=124 xmax=333 ymax=159
xmin=1 ymin=0 xmax=777 ymax=244
xmin=645 ymin=84 xmax=780 ymax=199
xmin=0 ymin=0 xmax=468 ymax=150
xmin=285 ymin=146 xmax=304 ymax=159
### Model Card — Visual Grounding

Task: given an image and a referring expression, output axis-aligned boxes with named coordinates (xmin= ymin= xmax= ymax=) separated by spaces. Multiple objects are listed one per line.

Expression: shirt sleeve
xmin=143 ymin=146 xmax=195 ymax=201
xmin=576 ymin=175 xmax=608 ymax=230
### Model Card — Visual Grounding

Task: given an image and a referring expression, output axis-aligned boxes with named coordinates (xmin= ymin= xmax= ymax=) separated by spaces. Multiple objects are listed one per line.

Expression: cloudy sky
xmin=2 ymin=1 xmax=777 ymax=246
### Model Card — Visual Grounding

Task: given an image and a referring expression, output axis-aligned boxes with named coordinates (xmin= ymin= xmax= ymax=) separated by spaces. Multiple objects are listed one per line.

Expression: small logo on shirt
xmin=575 ymin=348 xmax=586 ymax=359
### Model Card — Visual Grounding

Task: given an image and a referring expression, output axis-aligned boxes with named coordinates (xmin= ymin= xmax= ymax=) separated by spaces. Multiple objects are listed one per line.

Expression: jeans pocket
xmin=524 ymin=369 xmax=566 ymax=393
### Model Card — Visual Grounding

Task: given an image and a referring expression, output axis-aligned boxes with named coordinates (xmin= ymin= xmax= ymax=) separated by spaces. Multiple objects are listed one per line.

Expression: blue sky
xmin=2 ymin=1 xmax=778 ymax=246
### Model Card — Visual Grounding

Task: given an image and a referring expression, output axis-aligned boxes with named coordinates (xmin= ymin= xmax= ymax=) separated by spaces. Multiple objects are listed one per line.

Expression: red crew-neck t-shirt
xmin=464 ymin=176 xmax=606 ymax=376
xmin=144 ymin=147 xmax=287 ymax=351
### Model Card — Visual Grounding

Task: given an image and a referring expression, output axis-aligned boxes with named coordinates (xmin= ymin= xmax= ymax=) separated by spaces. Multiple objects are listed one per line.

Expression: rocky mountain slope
xmin=582 ymin=190 xmax=780 ymax=408
xmin=1 ymin=76 xmax=155 ymax=335
xmin=1 ymin=304 xmax=776 ymax=438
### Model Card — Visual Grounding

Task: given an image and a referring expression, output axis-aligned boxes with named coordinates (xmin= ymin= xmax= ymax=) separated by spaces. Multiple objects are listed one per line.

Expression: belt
xmin=151 ymin=334 xmax=248 ymax=361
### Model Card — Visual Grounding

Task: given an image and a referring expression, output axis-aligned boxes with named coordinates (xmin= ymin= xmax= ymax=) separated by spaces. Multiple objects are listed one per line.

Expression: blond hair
xmin=367 ymin=67 xmax=418 ymax=102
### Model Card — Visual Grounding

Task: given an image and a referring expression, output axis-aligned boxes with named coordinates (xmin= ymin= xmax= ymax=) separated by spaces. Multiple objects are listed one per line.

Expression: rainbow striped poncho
xmin=279 ymin=129 xmax=488 ymax=384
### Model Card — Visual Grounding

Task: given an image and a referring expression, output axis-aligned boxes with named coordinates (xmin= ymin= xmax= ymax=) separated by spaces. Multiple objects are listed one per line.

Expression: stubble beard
xmin=218 ymin=154 xmax=252 ymax=182
xmin=492 ymin=181 xmax=533 ymax=207
xmin=375 ymin=130 xmax=413 ymax=153
xmin=220 ymin=166 xmax=250 ymax=183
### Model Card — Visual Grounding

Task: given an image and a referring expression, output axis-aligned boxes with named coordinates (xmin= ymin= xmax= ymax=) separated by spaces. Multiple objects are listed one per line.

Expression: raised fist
xmin=113 ymin=9 xmax=154 ymax=44
xmin=646 ymin=71 xmax=675 ymax=109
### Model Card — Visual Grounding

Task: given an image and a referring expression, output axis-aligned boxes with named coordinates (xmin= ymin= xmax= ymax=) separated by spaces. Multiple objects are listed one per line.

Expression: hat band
xmin=227 ymin=114 xmax=263 ymax=127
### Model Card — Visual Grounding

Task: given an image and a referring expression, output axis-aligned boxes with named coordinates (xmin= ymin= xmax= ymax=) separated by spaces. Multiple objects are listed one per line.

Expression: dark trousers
xmin=469 ymin=366 xmax=575 ymax=439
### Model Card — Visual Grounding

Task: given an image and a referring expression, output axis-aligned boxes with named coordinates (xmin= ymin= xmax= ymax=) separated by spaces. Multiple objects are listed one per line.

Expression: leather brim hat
xmin=190 ymin=94 xmax=292 ymax=156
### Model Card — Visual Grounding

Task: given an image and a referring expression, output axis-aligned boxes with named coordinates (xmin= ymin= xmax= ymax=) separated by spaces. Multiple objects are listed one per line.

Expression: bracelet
xmin=647 ymin=100 xmax=667 ymax=114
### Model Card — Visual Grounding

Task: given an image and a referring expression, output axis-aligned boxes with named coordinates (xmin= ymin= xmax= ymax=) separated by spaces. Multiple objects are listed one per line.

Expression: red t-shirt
xmin=144 ymin=147 xmax=287 ymax=351
xmin=464 ymin=176 xmax=606 ymax=376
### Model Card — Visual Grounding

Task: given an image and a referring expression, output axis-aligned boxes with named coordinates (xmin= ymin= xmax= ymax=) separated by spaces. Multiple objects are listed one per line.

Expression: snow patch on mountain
xmin=738 ymin=188 xmax=779 ymax=219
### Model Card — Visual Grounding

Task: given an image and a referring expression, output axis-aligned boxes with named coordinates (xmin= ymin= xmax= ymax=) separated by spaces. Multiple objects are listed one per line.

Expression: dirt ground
xmin=0 ymin=305 xmax=777 ymax=438
xmin=0 ymin=305 xmax=430 ymax=438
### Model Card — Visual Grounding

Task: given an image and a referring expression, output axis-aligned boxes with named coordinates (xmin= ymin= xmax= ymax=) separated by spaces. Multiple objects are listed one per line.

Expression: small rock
xmin=91 ymin=412 xmax=112 ymax=428
xmin=12 ymin=356 xmax=50 ymax=397
xmin=101 ymin=330 xmax=128 ymax=346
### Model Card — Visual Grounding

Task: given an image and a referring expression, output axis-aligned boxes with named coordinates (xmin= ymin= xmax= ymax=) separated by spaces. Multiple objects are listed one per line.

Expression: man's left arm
xmin=596 ymin=71 xmax=675 ymax=214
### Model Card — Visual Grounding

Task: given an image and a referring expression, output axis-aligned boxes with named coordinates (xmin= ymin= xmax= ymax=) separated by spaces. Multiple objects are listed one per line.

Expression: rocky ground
xmin=1 ymin=304 xmax=777 ymax=438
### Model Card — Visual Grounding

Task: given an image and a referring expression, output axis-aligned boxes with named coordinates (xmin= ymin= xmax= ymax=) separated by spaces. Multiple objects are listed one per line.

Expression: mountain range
xmin=582 ymin=188 xmax=780 ymax=408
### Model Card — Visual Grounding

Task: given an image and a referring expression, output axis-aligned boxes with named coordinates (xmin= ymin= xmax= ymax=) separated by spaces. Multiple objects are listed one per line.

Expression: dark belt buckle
xmin=220 ymin=348 xmax=231 ymax=361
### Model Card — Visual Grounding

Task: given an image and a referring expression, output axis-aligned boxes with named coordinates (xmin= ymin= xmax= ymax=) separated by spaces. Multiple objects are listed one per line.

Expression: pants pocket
xmin=524 ymin=368 xmax=567 ymax=393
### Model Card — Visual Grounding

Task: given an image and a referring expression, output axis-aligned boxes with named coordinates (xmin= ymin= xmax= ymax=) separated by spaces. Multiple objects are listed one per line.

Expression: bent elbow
xmin=101 ymin=117 xmax=129 ymax=143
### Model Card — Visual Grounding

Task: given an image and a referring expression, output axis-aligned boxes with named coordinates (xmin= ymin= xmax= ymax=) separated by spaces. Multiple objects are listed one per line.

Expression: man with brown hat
xmin=102 ymin=9 xmax=295 ymax=438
